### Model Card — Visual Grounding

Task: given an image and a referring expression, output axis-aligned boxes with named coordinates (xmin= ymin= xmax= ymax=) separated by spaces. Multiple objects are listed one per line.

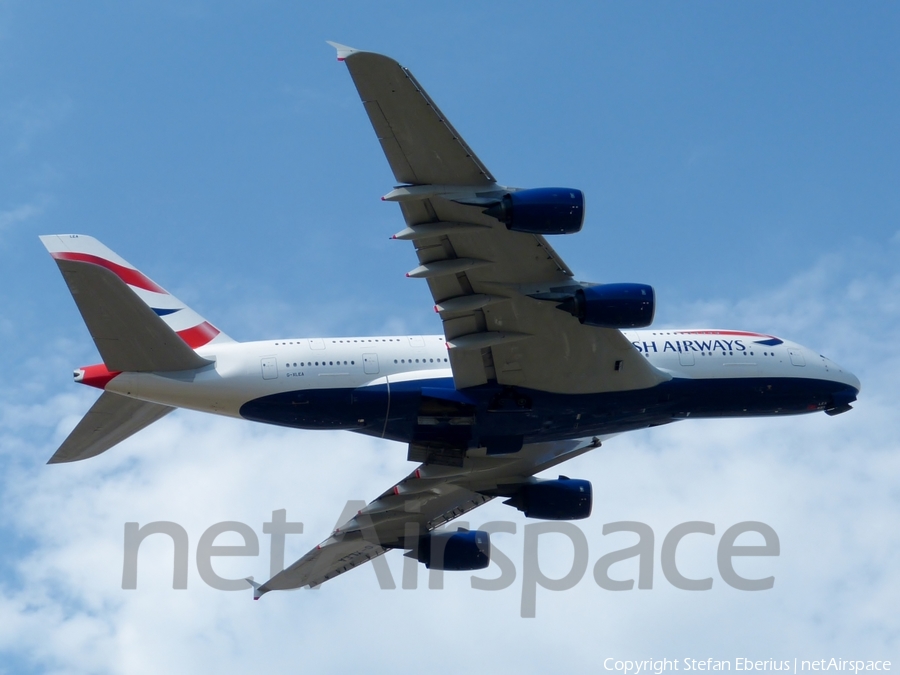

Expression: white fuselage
xmin=103 ymin=330 xmax=860 ymax=423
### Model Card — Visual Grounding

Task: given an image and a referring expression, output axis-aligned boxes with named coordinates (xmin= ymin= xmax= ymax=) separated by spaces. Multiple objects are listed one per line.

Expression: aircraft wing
xmin=252 ymin=436 xmax=602 ymax=595
xmin=333 ymin=44 xmax=669 ymax=394
xmin=328 ymin=42 xmax=494 ymax=187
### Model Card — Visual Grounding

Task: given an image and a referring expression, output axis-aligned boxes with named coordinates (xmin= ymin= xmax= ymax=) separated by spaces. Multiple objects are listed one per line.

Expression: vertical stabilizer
xmin=40 ymin=234 xmax=233 ymax=350
xmin=40 ymin=234 xmax=232 ymax=372
xmin=40 ymin=234 xmax=231 ymax=462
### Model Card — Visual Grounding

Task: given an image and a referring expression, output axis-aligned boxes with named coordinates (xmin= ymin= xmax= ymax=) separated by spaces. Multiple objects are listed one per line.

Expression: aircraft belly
xmin=233 ymin=375 xmax=853 ymax=444
xmin=106 ymin=372 xmax=249 ymax=417
xmin=239 ymin=385 xmax=393 ymax=433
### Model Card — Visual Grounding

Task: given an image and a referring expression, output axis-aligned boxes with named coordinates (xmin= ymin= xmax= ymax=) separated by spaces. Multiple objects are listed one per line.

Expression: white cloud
xmin=1 ymin=248 xmax=898 ymax=672
xmin=0 ymin=200 xmax=44 ymax=233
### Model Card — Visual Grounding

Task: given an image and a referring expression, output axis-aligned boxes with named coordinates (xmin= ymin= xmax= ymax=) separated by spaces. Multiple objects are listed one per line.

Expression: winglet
xmin=326 ymin=41 xmax=359 ymax=62
xmin=246 ymin=577 xmax=267 ymax=601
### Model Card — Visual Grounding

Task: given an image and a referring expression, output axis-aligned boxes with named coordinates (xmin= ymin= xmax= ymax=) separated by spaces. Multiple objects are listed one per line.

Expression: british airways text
xmin=632 ymin=339 xmax=748 ymax=354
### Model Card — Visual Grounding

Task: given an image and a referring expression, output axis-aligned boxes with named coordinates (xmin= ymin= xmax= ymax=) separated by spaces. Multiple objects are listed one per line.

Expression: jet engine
xmin=414 ymin=529 xmax=491 ymax=570
xmin=503 ymin=476 xmax=592 ymax=520
xmin=483 ymin=187 xmax=584 ymax=235
xmin=559 ymin=283 xmax=655 ymax=328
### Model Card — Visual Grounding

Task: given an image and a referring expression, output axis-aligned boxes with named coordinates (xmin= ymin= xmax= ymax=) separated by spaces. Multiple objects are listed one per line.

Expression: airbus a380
xmin=41 ymin=43 xmax=860 ymax=598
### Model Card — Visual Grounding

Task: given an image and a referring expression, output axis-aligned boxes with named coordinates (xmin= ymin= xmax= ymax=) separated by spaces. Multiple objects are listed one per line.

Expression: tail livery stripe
xmin=176 ymin=321 xmax=220 ymax=348
xmin=678 ymin=330 xmax=778 ymax=339
xmin=51 ymin=252 xmax=167 ymax=294
xmin=75 ymin=363 xmax=122 ymax=389
xmin=42 ymin=234 xmax=235 ymax=347
xmin=677 ymin=330 xmax=784 ymax=345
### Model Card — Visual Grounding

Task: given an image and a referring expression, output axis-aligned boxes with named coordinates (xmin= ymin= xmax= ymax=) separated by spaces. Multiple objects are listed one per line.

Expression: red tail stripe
xmin=678 ymin=330 xmax=774 ymax=338
xmin=52 ymin=252 xmax=167 ymax=294
xmin=177 ymin=322 xmax=220 ymax=348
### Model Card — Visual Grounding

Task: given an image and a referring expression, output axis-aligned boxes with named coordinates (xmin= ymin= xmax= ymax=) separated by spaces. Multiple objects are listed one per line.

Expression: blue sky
xmin=1 ymin=2 xmax=898 ymax=673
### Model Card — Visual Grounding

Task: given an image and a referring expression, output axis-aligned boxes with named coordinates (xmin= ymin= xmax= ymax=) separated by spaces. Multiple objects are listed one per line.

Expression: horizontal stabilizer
xmin=53 ymin=259 xmax=213 ymax=372
xmin=49 ymin=391 xmax=174 ymax=464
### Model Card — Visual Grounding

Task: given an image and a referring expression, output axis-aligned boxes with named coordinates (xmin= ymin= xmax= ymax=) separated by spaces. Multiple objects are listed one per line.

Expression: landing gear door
xmin=363 ymin=353 xmax=379 ymax=375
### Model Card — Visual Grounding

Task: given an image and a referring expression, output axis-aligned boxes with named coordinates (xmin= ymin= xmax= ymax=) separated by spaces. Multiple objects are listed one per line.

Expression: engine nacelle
xmin=504 ymin=476 xmax=592 ymax=520
xmin=415 ymin=529 xmax=491 ymax=570
xmin=483 ymin=187 xmax=585 ymax=235
xmin=561 ymin=283 xmax=655 ymax=328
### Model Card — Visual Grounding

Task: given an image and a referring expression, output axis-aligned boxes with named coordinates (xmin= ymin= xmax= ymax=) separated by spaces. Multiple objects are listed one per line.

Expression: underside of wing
xmin=254 ymin=436 xmax=603 ymax=595
xmin=400 ymin=197 xmax=669 ymax=393
xmin=333 ymin=45 xmax=669 ymax=395
xmin=338 ymin=48 xmax=494 ymax=187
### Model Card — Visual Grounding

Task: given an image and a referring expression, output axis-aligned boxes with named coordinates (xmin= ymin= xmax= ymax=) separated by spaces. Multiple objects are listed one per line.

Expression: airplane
xmin=40 ymin=43 xmax=860 ymax=599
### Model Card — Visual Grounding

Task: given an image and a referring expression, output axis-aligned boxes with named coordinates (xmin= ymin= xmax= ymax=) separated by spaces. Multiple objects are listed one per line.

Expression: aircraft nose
xmin=821 ymin=353 xmax=861 ymax=394
xmin=845 ymin=370 xmax=861 ymax=395
xmin=822 ymin=361 xmax=860 ymax=416
xmin=833 ymin=361 xmax=861 ymax=395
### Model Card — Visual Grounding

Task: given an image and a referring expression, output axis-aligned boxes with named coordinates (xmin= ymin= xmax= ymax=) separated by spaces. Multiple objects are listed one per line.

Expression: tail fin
xmin=41 ymin=234 xmax=233 ymax=462
xmin=40 ymin=234 xmax=233 ymax=372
